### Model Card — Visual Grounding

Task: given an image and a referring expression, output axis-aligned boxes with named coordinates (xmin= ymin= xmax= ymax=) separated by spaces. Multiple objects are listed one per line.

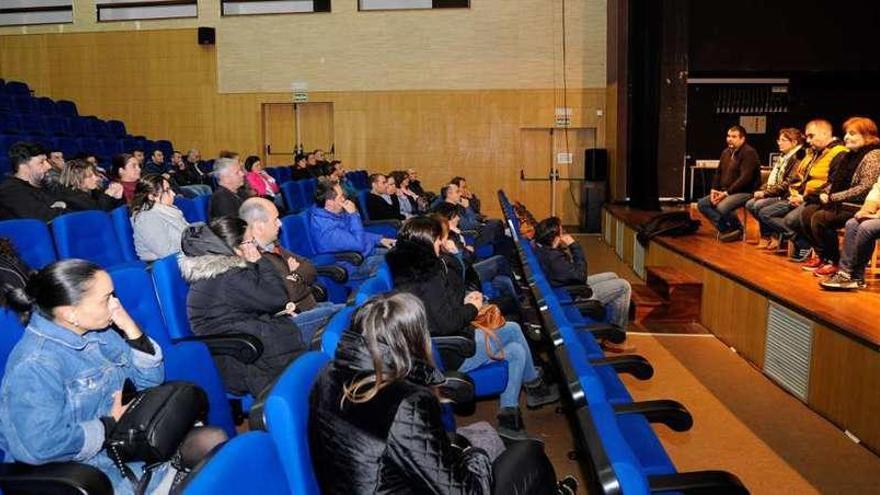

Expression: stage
xmin=603 ymin=204 xmax=880 ymax=455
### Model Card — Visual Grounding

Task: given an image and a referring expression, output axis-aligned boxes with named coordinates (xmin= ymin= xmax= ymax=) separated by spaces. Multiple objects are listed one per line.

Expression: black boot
xmin=497 ymin=407 xmax=529 ymax=441
xmin=524 ymin=377 xmax=560 ymax=409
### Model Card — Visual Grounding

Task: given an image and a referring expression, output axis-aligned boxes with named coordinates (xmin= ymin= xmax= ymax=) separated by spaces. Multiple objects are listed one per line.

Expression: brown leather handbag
xmin=472 ymin=304 xmax=506 ymax=360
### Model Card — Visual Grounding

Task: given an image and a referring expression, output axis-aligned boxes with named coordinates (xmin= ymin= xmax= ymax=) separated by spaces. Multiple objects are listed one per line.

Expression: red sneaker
xmin=801 ymin=256 xmax=823 ymax=271
xmin=814 ymin=263 xmax=839 ymax=277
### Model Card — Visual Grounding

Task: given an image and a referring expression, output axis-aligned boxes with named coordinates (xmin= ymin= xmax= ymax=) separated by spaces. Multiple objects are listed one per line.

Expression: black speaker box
xmin=584 ymin=148 xmax=608 ymax=182
xmin=198 ymin=27 xmax=215 ymax=46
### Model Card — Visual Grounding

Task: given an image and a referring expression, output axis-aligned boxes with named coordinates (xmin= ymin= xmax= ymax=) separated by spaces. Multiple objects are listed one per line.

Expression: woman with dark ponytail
xmin=0 ymin=259 xmax=225 ymax=494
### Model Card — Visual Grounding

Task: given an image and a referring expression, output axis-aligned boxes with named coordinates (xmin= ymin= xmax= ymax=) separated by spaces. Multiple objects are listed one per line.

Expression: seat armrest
xmin=570 ymin=300 xmax=607 ymax=322
xmin=432 ymin=336 xmax=476 ymax=361
xmin=177 ymin=334 xmax=263 ymax=365
xmin=0 ymin=461 xmax=113 ymax=495
xmin=560 ymin=284 xmax=593 ymax=299
xmin=440 ymin=370 xmax=475 ymax=405
xmin=364 ymin=219 xmax=402 ymax=229
xmin=315 ymin=265 xmax=349 ymax=283
xmin=328 ymin=251 xmax=364 ymax=265
xmin=648 ymin=470 xmax=748 ymax=494
xmin=590 ymin=355 xmax=654 ymax=380
xmin=311 ymin=282 xmax=328 ymax=302
xmin=573 ymin=322 xmax=625 ymax=344
xmin=614 ymin=399 xmax=693 ymax=432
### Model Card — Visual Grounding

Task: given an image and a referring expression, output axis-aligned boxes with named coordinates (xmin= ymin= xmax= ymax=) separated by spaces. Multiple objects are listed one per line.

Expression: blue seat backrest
xmin=56 ymin=100 xmax=78 ymax=117
xmin=193 ymin=195 xmax=210 ymax=222
xmin=319 ymin=305 xmax=356 ymax=355
xmin=265 ymin=351 xmax=330 ymax=495
xmin=356 ymin=190 xmax=371 ymax=221
xmin=298 ymin=179 xmax=317 ymax=204
xmin=150 ymin=254 xmax=194 ymax=340
xmin=181 ymin=432 xmax=289 ymax=494
xmin=0 ymin=308 xmax=26 ymax=378
xmin=106 ymin=264 xmax=236 ymax=436
xmin=51 ymin=210 xmax=126 ymax=267
xmin=0 ymin=219 xmax=57 ymax=269
xmin=281 ymin=182 xmax=305 ymax=212
xmin=5 ymin=81 xmax=29 ymax=95
xmin=110 ymin=206 xmax=138 ymax=262
xmin=279 ymin=212 xmax=317 ymax=257
xmin=173 ymin=197 xmax=202 ymax=223
xmin=354 ymin=276 xmax=391 ymax=306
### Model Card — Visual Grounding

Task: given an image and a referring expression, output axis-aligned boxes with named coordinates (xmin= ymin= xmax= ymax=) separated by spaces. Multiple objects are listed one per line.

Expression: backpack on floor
xmin=636 ymin=211 xmax=701 ymax=246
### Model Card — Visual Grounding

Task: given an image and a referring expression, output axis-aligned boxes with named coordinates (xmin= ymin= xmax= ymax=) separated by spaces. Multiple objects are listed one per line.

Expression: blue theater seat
xmin=174 ymin=196 xmax=204 ymax=223
xmin=0 ymin=219 xmax=57 ymax=269
xmin=281 ymin=181 xmax=309 ymax=213
xmin=56 ymin=99 xmax=78 ymax=117
xmin=4 ymin=81 xmax=30 ymax=95
xmin=180 ymin=432 xmax=289 ymax=495
xmin=110 ymin=206 xmax=139 ymax=262
xmin=50 ymin=210 xmax=139 ymax=268
xmin=319 ymin=305 xmax=356 ymax=356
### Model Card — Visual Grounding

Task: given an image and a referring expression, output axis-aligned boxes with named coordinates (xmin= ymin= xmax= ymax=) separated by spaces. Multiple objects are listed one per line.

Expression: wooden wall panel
xmin=699 ymin=270 xmax=768 ymax=368
xmin=0 ymin=29 xmax=607 ymax=218
xmin=622 ymin=225 xmax=635 ymax=265
xmin=809 ymin=325 xmax=880 ymax=453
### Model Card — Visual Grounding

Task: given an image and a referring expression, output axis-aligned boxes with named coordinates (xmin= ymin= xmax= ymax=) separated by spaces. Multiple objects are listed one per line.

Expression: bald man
xmin=239 ymin=197 xmax=344 ymax=344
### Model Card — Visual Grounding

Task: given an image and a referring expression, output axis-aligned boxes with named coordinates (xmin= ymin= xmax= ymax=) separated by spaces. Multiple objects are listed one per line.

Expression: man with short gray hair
xmin=209 ymin=155 xmax=249 ymax=220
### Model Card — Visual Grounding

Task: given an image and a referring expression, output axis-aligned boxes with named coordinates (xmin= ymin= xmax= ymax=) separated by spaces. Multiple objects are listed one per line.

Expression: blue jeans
xmin=840 ymin=217 xmax=880 ymax=279
xmin=781 ymin=203 xmax=811 ymax=252
xmin=758 ymin=199 xmax=796 ymax=238
xmin=697 ymin=192 xmax=751 ymax=233
xmin=458 ymin=322 xmax=538 ymax=409
xmin=588 ymin=272 xmax=631 ymax=329
xmin=350 ymin=248 xmax=389 ymax=280
xmin=291 ymin=302 xmax=345 ymax=345
xmin=746 ymin=197 xmax=784 ymax=237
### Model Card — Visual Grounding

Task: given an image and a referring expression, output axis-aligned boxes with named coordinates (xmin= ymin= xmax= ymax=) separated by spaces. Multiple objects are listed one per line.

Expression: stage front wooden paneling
xmin=604 ymin=205 xmax=880 ymax=455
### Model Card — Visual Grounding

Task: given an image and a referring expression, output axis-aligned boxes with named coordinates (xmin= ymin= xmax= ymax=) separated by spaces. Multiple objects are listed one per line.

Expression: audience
xmin=759 ymin=119 xmax=848 ymax=260
xmin=0 ymin=142 xmax=66 ymax=221
xmin=110 ymin=153 xmax=142 ymax=204
xmin=170 ymin=150 xmax=212 ymax=197
xmin=0 ymin=259 xmax=225 ymax=493
xmin=57 ymin=159 xmax=124 ymax=212
xmin=209 ymin=156 xmax=250 ymax=220
xmin=310 ymin=177 xmax=395 ymax=279
xmin=291 ymin=153 xmax=311 ymax=181
xmin=746 ymin=128 xmax=805 ymax=249
xmin=309 ymin=293 xmax=564 ymax=494
xmin=799 ymin=117 xmax=880 ymax=276
xmin=130 ymin=174 xmax=190 ymax=262
xmin=533 ymin=217 xmax=633 ymax=352
xmin=184 ymin=149 xmax=210 ymax=181
xmin=143 ymin=149 xmax=168 ymax=176
xmin=697 ymin=125 xmax=761 ymax=242
xmin=390 ymin=170 xmax=424 ymax=216
xmin=386 ymin=216 xmax=558 ymax=439
xmin=365 ymin=173 xmax=404 ymax=221
xmin=239 ymin=197 xmax=344 ymax=344
xmin=180 ymin=219 xmax=307 ymax=398
xmin=441 ymin=181 xmax=505 ymax=250
xmin=130 ymin=148 xmax=146 ymax=167
xmin=44 ymin=148 xmax=65 ymax=192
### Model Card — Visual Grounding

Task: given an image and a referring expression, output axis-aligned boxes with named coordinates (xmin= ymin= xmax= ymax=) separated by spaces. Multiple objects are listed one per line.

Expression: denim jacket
xmin=0 ymin=313 xmax=165 ymax=493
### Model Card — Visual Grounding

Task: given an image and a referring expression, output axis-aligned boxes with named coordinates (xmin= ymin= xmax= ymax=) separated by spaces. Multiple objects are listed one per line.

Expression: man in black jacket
xmin=209 ymin=156 xmax=251 ymax=220
xmin=365 ymin=173 xmax=404 ymax=221
xmin=533 ymin=217 xmax=633 ymax=351
xmin=0 ymin=142 xmax=66 ymax=221
xmin=696 ymin=125 xmax=761 ymax=242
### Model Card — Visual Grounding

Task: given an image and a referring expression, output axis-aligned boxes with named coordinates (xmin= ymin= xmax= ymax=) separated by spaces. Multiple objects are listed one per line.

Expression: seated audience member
xmin=143 ymin=149 xmax=169 ymax=176
xmin=131 ymin=175 xmax=190 ymax=262
xmin=386 ymin=217 xmax=558 ymax=438
xmin=441 ymin=181 xmax=505 ymax=249
xmin=209 ymin=156 xmax=250 ymax=220
xmin=329 ymin=161 xmax=358 ymax=198
xmin=390 ymin=170 xmax=425 ymax=215
xmin=309 ymin=293 xmax=567 ymax=495
xmin=110 ymin=153 xmax=142 ymax=204
xmin=407 ymin=167 xmax=433 ymax=202
xmin=822 ymin=173 xmax=880 ymax=290
xmin=240 ymin=197 xmax=344 ymax=344
xmin=452 ymin=176 xmax=483 ymax=216
xmin=0 ymin=259 xmax=226 ymax=493
xmin=533 ymin=217 xmax=633 ymax=350
xmin=746 ymin=128 xmax=805 ymax=249
xmin=366 ymin=173 xmax=405 ymax=221
xmin=306 ymin=152 xmax=323 ymax=177
xmin=180 ymin=219 xmax=307 ymax=397
xmin=130 ymin=148 xmax=146 ymax=167
xmin=0 ymin=142 xmax=66 ymax=221
xmin=291 ymin=153 xmax=312 ymax=181
xmin=310 ymin=177 xmax=395 ymax=279
xmin=184 ymin=149 xmax=210 ymax=180
xmin=759 ymin=119 xmax=848 ymax=260
xmin=799 ymin=117 xmax=880 ymax=276
xmin=57 ymin=159 xmax=124 ymax=212
xmin=697 ymin=125 xmax=761 ymax=242
xmin=44 ymin=148 xmax=65 ymax=192
xmin=170 ymin=150 xmax=212 ymax=197
xmin=243 ymin=155 xmax=283 ymax=209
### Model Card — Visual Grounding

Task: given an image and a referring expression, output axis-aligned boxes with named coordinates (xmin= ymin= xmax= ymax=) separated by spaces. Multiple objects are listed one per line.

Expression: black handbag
xmin=106 ymin=381 xmax=208 ymax=494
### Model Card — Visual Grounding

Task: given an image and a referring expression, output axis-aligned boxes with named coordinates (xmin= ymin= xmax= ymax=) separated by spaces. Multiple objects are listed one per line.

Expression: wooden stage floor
xmin=606 ymin=204 xmax=880 ymax=349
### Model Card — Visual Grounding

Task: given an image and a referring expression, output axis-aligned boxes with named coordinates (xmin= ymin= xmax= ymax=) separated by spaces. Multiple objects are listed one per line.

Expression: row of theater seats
xmin=496 ymin=191 xmax=749 ymax=494
xmin=0 ymin=78 xmax=177 ymax=174
xmin=269 ymin=167 xmax=370 ymax=190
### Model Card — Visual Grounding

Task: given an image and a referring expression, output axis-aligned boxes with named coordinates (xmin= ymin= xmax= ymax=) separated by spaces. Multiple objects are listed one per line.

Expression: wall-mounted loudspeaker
xmin=198 ymin=27 xmax=215 ymax=46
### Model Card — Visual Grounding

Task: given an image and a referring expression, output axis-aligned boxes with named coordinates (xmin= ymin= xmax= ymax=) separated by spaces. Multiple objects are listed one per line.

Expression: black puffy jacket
xmin=179 ymin=226 xmax=305 ymax=396
xmin=309 ymin=331 xmax=493 ymax=494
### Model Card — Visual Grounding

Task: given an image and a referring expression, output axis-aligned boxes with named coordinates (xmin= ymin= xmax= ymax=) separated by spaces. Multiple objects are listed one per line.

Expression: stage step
xmin=634 ymin=266 xmax=703 ymax=323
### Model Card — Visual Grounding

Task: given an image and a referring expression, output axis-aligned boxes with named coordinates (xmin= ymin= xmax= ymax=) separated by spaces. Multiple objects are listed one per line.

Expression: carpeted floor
xmin=462 ymin=234 xmax=880 ymax=494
